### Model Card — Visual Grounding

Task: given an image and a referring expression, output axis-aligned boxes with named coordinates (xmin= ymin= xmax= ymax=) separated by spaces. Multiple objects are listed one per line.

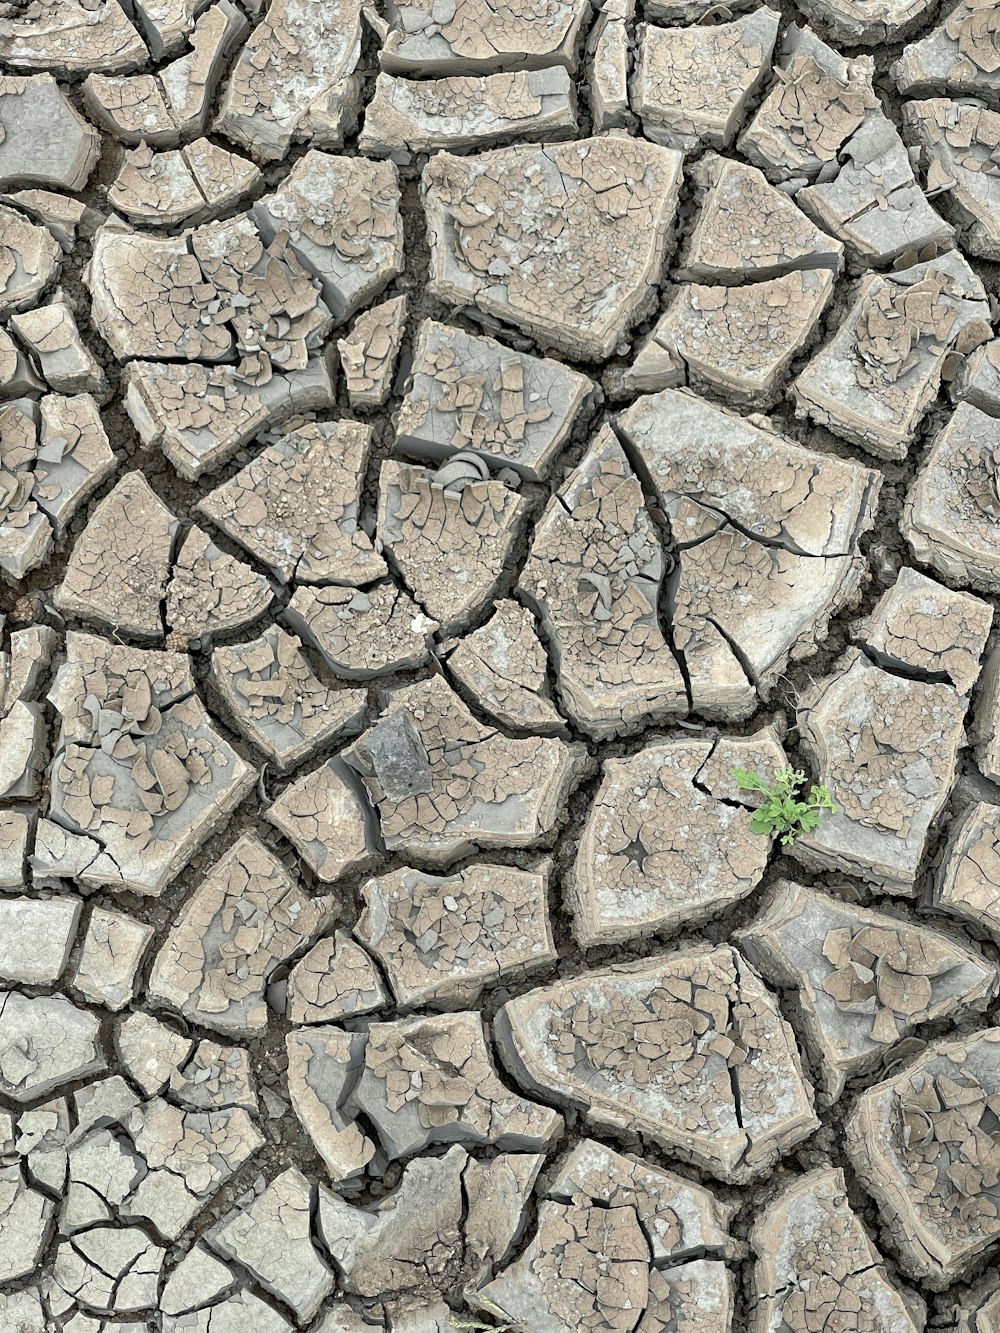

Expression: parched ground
xmin=6 ymin=0 xmax=1000 ymax=1330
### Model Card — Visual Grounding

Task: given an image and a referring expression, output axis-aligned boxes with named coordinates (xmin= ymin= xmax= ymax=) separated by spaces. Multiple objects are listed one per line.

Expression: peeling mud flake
xmin=108 ymin=139 xmax=262 ymax=229
xmin=905 ymin=98 xmax=1000 ymax=260
xmin=423 ymin=134 xmax=683 ymax=361
xmin=337 ymin=295 xmax=407 ymax=409
xmin=379 ymin=0 xmax=591 ymax=74
xmin=894 ymin=0 xmax=1000 ymax=101
xmin=0 ymin=204 xmax=62 ymax=317
xmin=494 ymin=945 xmax=819 ymax=1184
xmin=934 ymin=800 xmax=1000 ymax=940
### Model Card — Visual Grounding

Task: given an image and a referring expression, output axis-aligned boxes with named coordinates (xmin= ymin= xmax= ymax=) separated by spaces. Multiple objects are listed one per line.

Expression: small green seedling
xmin=732 ymin=767 xmax=836 ymax=846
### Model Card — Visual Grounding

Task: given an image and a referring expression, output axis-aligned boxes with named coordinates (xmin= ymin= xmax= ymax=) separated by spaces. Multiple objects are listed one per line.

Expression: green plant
xmin=732 ymin=767 xmax=836 ymax=846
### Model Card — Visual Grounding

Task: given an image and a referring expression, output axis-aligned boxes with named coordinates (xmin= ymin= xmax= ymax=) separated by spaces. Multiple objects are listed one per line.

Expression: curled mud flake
xmin=518 ymin=424 xmax=687 ymax=737
xmin=83 ymin=0 xmax=248 ymax=146
xmin=252 ymin=150 xmax=403 ymax=323
xmin=934 ymin=801 xmax=1000 ymax=940
xmin=210 ymin=625 xmax=366 ymax=771
xmin=903 ymin=401 xmax=1000 ymax=592
xmin=846 ymin=1030 xmax=1000 ymax=1285
xmin=495 ymin=945 xmax=819 ymax=1184
xmin=396 ymin=318 xmax=594 ymax=481
xmin=895 ymin=0 xmax=1000 ymax=99
xmin=905 ymin=98 xmax=1000 ymax=261
xmin=0 ymin=0 xmax=147 ymax=73
xmin=680 ymin=153 xmax=844 ymax=283
xmin=344 ymin=674 xmax=585 ymax=863
xmin=124 ymin=354 xmax=334 ymax=480
xmin=266 ymin=756 xmax=380 ymax=882
xmin=108 ymin=139 xmax=262 ymax=229
xmin=797 ymin=111 xmax=955 ymax=266
xmin=50 ymin=1226 xmax=165 ymax=1316
xmin=570 ymin=730 xmax=785 ymax=948
xmin=0 ymin=992 xmax=104 ymax=1103
xmin=55 ymin=471 xmax=178 ymax=641
xmin=380 ymin=0 xmax=590 ymax=74
xmin=377 ymin=457 xmax=527 ymax=635
xmin=633 ymin=9 xmax=780 ymax=153
xmin=337 ymin=294 xmax=407 ymax=408
xmin=638 ymin=266 xmax=834 ymax=406
xmin=318 ymin=1145 xmax=541 ymax=1303
xmin=738 ymin=879 xmax=998 ymax=1100
xmin=588 ymin=0 xmax=632 ymax=131
xmin=72 ymin=908 xmax=154 ymax=1012
xmin=165 ymin=525 xmax=273 ymax=649
xmin=751 ymin=1167 xmax=924 ymax=1331
xmin=357 ymin=861 xmax=556 ymax=1008
xmin=442 ymin=598 xmax=565 ymax=734
xmin=422 ymin=134 xmax=683 ymax=362
xmin=148 ymin=832 xmax=337 ymax=1035
xmin=285 ymin=931 xmax=386 ymax=1024
xmin=740 ymin=25 xmax=880 ymax=182
xmin=0 ymin=204 xmax=61 ymax=317
xmin=855 ymin=565 xmax=993 ymax=692
xmin=790 ymin=649 xmax=966 ymax=894
xmin=47 ymin=632 xmax=254 ymax=896
xmin=0 ymin=74 xmax=99 ymax=193
xmin=794 ymin=251 xmax=991 ymax=459
xmin=206 ymin=1167 xmax=335 ymax=1322
xmin=198 ymin=419 xmax=384 ymax=583
xmin=286 ymin=1026 xmax=375 ymax=1183
xmin=360 ymin=68 xmax=577 ymax=158
xmin=0 ymin=895 xmax=80 ymax=985
xmin=284 ymin=581 xmax=437 ymax=678
xmin=9 ymin=299 xmax=105 ymax=396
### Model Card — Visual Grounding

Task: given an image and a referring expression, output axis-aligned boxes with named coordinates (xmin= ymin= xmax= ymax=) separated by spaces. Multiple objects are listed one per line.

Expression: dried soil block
xmin=905 ymin=98 xmax=1000 ymax=260
xmin=894 ymin=0 xmax=1000 ymax=101
xmin=108 ymin=140 xmax=261 ymax=228
xmin=933 ymin=801 xmax=1000 ymax=939
xmin=0 ymin=76 xmax=100 ymax=191
xmin=0 ymin=0 xmax=147 ymax=72
xmin=337 ymin=296 xmax=407 ymax=409
xmin=379 ymin=0 xmax=591 ymax=74
xmin=0 ymin=205 xmax=61 ymax=316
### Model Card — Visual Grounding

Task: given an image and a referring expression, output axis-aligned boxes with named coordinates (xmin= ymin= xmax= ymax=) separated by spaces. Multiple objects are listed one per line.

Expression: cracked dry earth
xmin=16 ymin=5 xmax=1000 ymax=1333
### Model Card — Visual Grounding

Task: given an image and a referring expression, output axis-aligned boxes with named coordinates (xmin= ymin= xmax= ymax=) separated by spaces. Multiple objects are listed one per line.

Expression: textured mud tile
xmin=617 ymin=388 xmax=880 ymax=717
xmin=124 ymin=355 xmax=335 ymax=481
xmin=2 ymin=189 xmax=91 ymax=253
xmin=0 ymin=701 xmax=46 ymax=799
xmin=633 ymin=266 xmax=834 ymax=406
xmin=265 ymin=757 xmax=381 ymax=883
xmin=55 ymin=471 xmax=178 ymax=641
xmin=284 ymin=582 xmax=437 ymax=678
xmin=750 ymin=1167 xmax=925 ymax=1331
xmin=846 ymin=1028 xmax=1000 ymax=1286
xmin=251 ymin=151 xmax=403 ymax=324
xmin=148 ymin=832 xmax=337 ymax=1035
xmin=376 ymin=457 xmax=526 ymax=635
xmin=518 ymin=424 xmax=687 ymax=737
xmin=337 ymin=295 xmax=407 ymax=409
xmin=0 ymin=204 xmax=61 ymax=316
xmin=737 ymin=879 xmax=998 ymax=1101
xmin=83 ymin=1 xmax=248 ymax=146
xmin=282 ymin=931 xmax=386 ymax=1024
xmin=470 ymin=1137 xmax=740 ymax=1330
xmin=379 ymin=0 xmax=590 ymax=74
xmin=0 ymin=326 xmax=43 ymax=397
xmin=441 ymin=599 xmax=565 ymax=734
xmin=210 ymin=626 xmax=366 ymax=771
xmin=0 ymin=992 xmax=104 ymax=1103
xmin=588 ymin=0 xmax=631 ymax=131
xmin=679 ymin=153 xmax=844 ymax=282
xmin=1 ymin=624 xmax=56 ymax=713
xmin=132 ymin=0 xmax=209 ymax=59
xmin=494 ymin=946 xmax=819 ymax=1184
xmin=344 ymin=672 xmax=585 ymax=864
xmin=792 ymin=251 xmax=992 ymax=459
xmin=360 ymin=69 xmax=577 ymax=158
xmin=165 ymin=526 xmax=273 ymax=649
xmin=395 ymin=318 xmax=594 ymax=481
xmin=48 ymin=1226 xmax=165 ymax=1316
xmin=169 ymin=1039 xmax=257 ymax=1112
xmin=108 ymin=140 xmax=262 ymax=228
xmin=905 ymin=98 xmax=1000 ymax=260
xmin=318 ymin=1146 xmax=541 ymax=1301
xmin=0 ymin=1291 xmax=45 ymax=1331
xmin=423 ymin=134 xmax=683 ymax=361
xmin=9 ymin=300 xmax=105 ymax=396
xmin=894 ymin=0 xmax=1000 ymax=100
xmin=791 ymin=649 xmax=966 ymax=893
xmin=285 ymin=1027 xmax=375 ymax=1184
xmin=569 ymin=730 xmax=785 ymax=948
xmin=162 ymin=1244 xmax=294 ymax=1331
xmin=357 ymin=861 xmax=556 ymax=1008
xmin=216 ymin=0 xmax=363 ymax=162
xmin=72 ymin=907 xmax=153 ymax=1011
xmin=797 ymin=112 xmax=955 ymax=266
xmin=974 ymin=651 xmax=1000 ymax=781
xmin=954 ymin=337 xmax=1000 ymax=415
xmin=0 ymin=896 xmax=80 ymax=985
xmin=903 ymin=401 xmax=1000 ymax=592
xmin=934 ymin=800 xmax=1000 ymax=938
xmin=0 ymin=0 xmax=147 ymax=72
xmin=632 ymin=10 xmax=780 ymax=153
xmin=116 ymin=1011 xmax=193 ymax=1098
xmin=198 ymin=419 xmax=383 ymax=584
xmin=854 ymin=565 xmax=993 ymax=691
xmin=205 ymin=1168 xmax=335 ymax=1322
xmin=740 ymin=26 xmax=880 ymax=182
xmin=0 ymin=807 xmax=33 ymax=885
xmin=47 ymin=633 xmax=254 ymax=896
